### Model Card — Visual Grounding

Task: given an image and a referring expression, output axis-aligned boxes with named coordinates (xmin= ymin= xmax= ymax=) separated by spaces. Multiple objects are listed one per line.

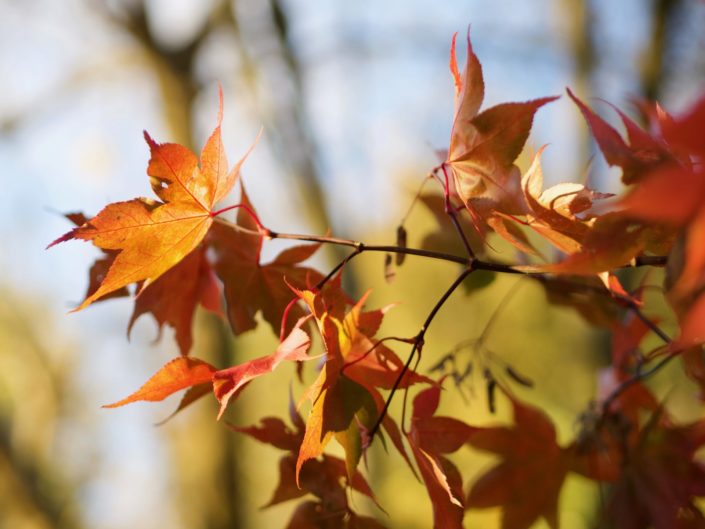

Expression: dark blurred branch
xmin=640 ymin=0 xmax=681 ymax=101
xmin=0 ymin=421 xmax=81 ymax=529
xmin=562 ymin=0 xmax=596 ymax=183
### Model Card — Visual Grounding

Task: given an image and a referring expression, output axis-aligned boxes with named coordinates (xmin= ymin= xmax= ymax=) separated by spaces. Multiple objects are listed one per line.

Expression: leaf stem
xmin=441 ymin=163 xmax=476 ymax=259
xmin=211 ymin=203 xmax=266 ymax=231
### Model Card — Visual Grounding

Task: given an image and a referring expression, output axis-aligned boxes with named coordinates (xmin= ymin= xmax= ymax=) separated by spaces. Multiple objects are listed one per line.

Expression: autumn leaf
xmin=568 ymin=87 xmax=670 ymax=184
xmin=444 ymin=30 xmax=558 ymax=242
xmin=104 ymin=356 xmax=216 ymax=408
xmin=406 ymin=385 xmax=476 ymax=529
xmin=519 ymin=146 xmax=611 ymax=255
xmin=466 ymin=398 xmax=570 ymax=529
xmin=232 ymin=407 xmax=383 ymax=525
xmin=63 ymin=212 xmax=130 ymax=303
xmin=293 ymin=289 xmax=385 ymax=482
xmin=339 ymin=292 xmax=433 ymax=391
xmin=213 ymin=316 xmax=313 ymax=419
xmin=209 ymin=184 xmax=324 ymax=336
xmin=50 ymin=88 xmax=256 ymax=310
xmin=619 ymin=92 xmax=705 ymax=345
xmin=606 ymin=414 xmax=705 ymax=529
xmin=296 ymin=366 xmax=377 ymax=483
xmin=523 ymin=215 xmax=661 ymax=276
xmin=128 ymin=245 xmax=222 ymax=355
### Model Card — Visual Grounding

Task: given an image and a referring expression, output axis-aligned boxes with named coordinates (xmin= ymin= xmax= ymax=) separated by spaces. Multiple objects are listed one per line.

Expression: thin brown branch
xmin=599 ymin=299 xmax=675 ymax=413
xmin=601 ymin=352 xmax=677 ymax=413
xmin=368 ymin=266 xmax=474 ymax=441
xmin=440 ymin=164 xmax=476 ymax=259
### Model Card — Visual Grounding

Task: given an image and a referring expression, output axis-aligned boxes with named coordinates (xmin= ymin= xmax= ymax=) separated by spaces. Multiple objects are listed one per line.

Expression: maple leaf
xmin=619 ymin=93 xmax=705 ymax=346
xmin=232 ymin=406 xmax=383 ymax=526
xmin=406 ymin=384 xmax=476 ymax=529
xmin=63 ymin=212 xmax=130 ymax=303
xmin=523 ymin=215 xmax=666 ymax=276
xmin=292 ymin=286 xmax=430 ymax=481
xmin=340 ymin=292 xmax=433 ymax=391
xmin=213 ymin=317 xmax=313 ymax=419
xmin=444 ymin=30 xmax=558 ymax=245
xmin=520 ymin=146 xmax=612 ymax=252
xmin=606 ymin=413 xmax=705 ymax=529
xmin=128 ymin=245 xmax=222 ymax=355
xmin=293 ymin=289 xmax=383 ymax=482
xmin=466 ymin=397 xmax=570 ymax=529
xmin=104 ymin=356 xmax=216 ymax=408
xmin=50 ymin=88 xmax=256 ymax=310
xmin=568 ymin=88 xmax=671 ymax=184
xmin=209 ymin=184 xmax=324 ymax=336
xmin=296 ymin=363 xmax=377 ymax=483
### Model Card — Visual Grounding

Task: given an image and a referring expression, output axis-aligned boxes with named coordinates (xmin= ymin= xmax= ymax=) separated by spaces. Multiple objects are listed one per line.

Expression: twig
xmin=441 ymin=164 xmax=476 ymax=259
xmin=368 ymin=266 xmax=474 ymax=440
xmin=601 ymin=352 xmax=676 ymax=413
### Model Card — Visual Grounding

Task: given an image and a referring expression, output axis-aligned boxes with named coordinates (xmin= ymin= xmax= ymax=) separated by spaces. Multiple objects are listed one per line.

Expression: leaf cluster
xmin=51 ymin=30 xmax=705 ymax=529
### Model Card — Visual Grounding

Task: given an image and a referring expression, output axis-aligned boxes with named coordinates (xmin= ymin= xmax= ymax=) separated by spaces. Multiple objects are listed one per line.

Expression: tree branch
xmin=368 ymin=266 xmax=474 ymax=441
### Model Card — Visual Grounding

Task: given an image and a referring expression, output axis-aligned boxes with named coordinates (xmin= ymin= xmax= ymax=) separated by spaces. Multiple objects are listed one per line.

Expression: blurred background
xmin=2 ymin=0 xmax=705 ymax=528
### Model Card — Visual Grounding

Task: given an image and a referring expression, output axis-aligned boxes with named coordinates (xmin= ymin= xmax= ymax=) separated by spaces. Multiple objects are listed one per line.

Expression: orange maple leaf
xmin=50 ymin=87 xmax=257 ymax=310
xmin=103 ymin=356 xmax=217 ymax=408
xmin=606 ymin=414 xmax=705 ymax=529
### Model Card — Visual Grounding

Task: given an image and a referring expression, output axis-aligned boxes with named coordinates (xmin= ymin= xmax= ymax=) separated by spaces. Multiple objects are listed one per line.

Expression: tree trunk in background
xmin=561 ymin=0 xmax=596 ymax=180
xmin=640 ymin=0 xmax=681 ymax=102
xmin=0 ymin=296 xmax=85 ymax=529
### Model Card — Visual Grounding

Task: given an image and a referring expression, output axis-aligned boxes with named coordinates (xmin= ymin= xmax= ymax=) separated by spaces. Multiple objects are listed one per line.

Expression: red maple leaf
xmin=406 ymin=384 xmax=476 ymax=529
xmin=232 ymin=402 xmax=384 ymax=528
xmin=568 ymin=88 xmax=671 ymax=184
xmin=445 ymin=30 xmax=558 ymax=238
xmin=128 ymin=245 xmax=222 ymax=355
xmin=209 ymin=184 xmax=324 ymax=336
xmin=607 ymin=413 xmax=705 ymax=529
xmin=466 ymin=397 xmax=570 ymax=529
